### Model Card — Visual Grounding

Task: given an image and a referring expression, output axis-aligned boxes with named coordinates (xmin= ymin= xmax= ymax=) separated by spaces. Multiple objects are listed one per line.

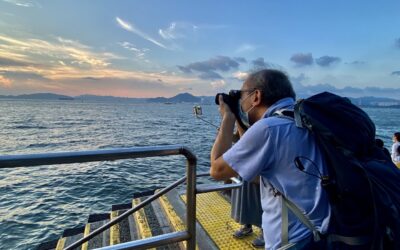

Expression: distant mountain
xmin=75 ymin=94 xmax=145 ymax=103
xmin=348 ymin=96 xmax=400 ymax=107
xmin=1 ymin=92 xmax=399 ymax=107
xmin=148 ymin=97 xmax=168 ymax=103
xmin=148 ymin=92 xmax=201 ymax=103
xmin=169 ymin=92 xmax=200 ymax=102
xmin=0 ymin=93 xmax=73 ymax=100
xmin=0 ymin=92 xmax=204 ymax=103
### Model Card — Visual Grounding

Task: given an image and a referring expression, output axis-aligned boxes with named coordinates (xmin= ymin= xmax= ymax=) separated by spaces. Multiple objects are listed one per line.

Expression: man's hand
xmin=218 ymin=95 xmax=235 ymax=121
xmin=210 ymin=95 xmax=238 ymax=181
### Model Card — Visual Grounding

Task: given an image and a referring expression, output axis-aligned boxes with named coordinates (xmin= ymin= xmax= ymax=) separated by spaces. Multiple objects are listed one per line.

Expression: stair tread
xmin=85 ymin=219 xmax=110 ymax=249
xmin=35 ymin=239 xmax=58 ymax=250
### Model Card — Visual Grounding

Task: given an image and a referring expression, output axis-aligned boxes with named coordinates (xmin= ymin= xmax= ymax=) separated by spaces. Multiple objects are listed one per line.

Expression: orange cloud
xmin=0 ymin=75 xmax=12 ymax=87
xmin=0 ymin=34 xmax=197 ymax=84
xmin=0 ymin=33 xmax=210 ymax=97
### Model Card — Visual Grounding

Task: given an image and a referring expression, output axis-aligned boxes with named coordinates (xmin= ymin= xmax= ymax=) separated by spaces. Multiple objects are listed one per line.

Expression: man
xmin=210 ymin=69 xmax=330 ymax=250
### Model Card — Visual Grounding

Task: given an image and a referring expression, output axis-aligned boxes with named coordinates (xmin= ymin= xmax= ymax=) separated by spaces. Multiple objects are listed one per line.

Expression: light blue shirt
xmin=223 ymin=97 xmax=331 ymax=250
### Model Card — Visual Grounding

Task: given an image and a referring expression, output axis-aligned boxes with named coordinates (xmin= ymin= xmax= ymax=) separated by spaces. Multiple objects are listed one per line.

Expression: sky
xmin=0 ymin=0 xmax=399 ymax=98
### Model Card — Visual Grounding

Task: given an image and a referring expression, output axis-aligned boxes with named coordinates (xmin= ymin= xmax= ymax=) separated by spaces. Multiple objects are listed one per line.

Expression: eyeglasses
xmin=238 ymin=88 xmax=257 ymax=100
xmin=229 ymin=89 xmax=257 ymax=97
xmin=227 ymin=89 xmax=258 ymax=101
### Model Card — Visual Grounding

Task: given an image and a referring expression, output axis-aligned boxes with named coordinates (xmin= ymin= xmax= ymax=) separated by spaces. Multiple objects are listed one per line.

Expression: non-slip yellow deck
xmin=181 ymin=192 xmax=262 ymax=249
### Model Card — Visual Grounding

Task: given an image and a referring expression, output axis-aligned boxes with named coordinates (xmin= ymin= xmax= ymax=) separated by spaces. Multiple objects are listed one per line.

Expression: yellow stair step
xmin=81 ymin=213 xmax=110 ymax=250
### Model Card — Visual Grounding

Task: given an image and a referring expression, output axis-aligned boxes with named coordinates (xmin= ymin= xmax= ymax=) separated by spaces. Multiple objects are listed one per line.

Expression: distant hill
xmin=0 ymin=92 xmax=204 ymax=104
xmin=75 ymin=94 xmax=145 ymax=103
xmin=348 ymin=96 xmax=400 ymax=107
xmin=148 ymin=92 xmax=201 ymax=103
xmin=170 ymin=92 xmax=200 ymax=102
xmin=0 ymin=93 xmax=73 ymax=100
xmin=1 ymin=92 xmax=399 ymax=107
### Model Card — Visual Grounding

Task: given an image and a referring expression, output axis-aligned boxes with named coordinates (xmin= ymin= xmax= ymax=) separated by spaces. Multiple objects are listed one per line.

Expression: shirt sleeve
xmin=223 ymin=120 xmax=275 ymax=181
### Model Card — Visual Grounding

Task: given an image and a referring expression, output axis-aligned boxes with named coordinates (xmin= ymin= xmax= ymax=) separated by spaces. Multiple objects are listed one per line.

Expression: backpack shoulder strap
xmin=280 ymin=194 xmax=321 ymax=244
xmin=264 ymin=179 xmax=321 ymax=245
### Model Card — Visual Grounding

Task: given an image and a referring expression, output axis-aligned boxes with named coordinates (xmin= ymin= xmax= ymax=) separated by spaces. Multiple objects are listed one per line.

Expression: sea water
xmin=0 ymin=99 xmax=398 ymax=249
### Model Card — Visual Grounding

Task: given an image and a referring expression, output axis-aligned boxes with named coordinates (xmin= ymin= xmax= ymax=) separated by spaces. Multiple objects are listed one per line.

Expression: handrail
xmin=0 ymin=146 xmax=243 ymax=250
xmin=0 ymin=145 xmax=192 ymax=168
xmin=66 ymin=176 xmax=188 ymax=250
xmin=0 ymin=145 xmax=197 ymax=250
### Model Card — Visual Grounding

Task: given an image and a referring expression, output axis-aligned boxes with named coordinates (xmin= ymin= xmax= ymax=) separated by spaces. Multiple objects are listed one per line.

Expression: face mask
xmin=239 ymin=104 xmax=254 ymax=128
xmin=238 ymin=91 xmax=256 ymax=128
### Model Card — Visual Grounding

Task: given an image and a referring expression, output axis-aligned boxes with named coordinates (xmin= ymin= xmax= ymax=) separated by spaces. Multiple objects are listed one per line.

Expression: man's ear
xmin=253 ymin=89 xmax=262 ymax=106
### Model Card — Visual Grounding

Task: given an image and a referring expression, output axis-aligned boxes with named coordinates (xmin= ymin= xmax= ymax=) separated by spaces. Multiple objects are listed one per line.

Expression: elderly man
xmin=210 ymin=69 xmax=330 ymax=250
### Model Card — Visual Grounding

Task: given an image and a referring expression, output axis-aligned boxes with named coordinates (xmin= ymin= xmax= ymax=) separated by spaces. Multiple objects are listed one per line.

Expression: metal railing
xmin=0 ymin=145 xmax=196 ymax=249
xmin=0 ymin=145 xmax=242 ymax=250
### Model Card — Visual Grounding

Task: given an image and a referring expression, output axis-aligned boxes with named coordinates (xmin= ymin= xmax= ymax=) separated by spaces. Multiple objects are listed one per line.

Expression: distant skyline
xmin=0 ymin=0 xmax=399 ymax=98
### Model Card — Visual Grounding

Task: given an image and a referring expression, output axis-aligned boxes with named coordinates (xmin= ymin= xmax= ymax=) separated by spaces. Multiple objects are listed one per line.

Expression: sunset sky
xmin=0 ymin=0 xmax=399 ymax=98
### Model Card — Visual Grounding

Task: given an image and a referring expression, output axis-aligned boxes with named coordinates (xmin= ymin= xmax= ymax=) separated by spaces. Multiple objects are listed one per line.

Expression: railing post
xmin=181 ymin=147 xmax=197 ymax=250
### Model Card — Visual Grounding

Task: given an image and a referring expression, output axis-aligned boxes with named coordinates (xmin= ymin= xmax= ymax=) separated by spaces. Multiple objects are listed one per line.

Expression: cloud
xmin=2 ymin=0 xmax=40 ymax=8
xmin=210 ymin=79 xmax=226 ymax=89
xmin=391 ymin=71 xmax=400 ymax=76
xmin=234 ymin=57 xmax=247 ymax=63
xmin=198 ymin=71 xmax=223 ymax=80
xmin=252 ymin=57 xmax=269 ymax=69
xmin=82 ymin=77 xmax=100 ymax=81
xmin=159 ymin=22 xmax=197 ymax=40
xmin=36 ymin=77 xmax=189 ymax=98
xmin=315 ymin=56 xmax=341 ymax=67
xmin=2 ymin=71 xmax=49 ymax=81
xmin=179 ymin=56 xmax=240 ymax=73
xmin=115 ymin=17 xmax=167 ymax=49
xmin=178 ymin=87 xmax=193 ymax=92
xmin=347 ymin=60 xmax=366 ymax=65
xmin=290 ymin=53 xmax=314 ymax=66
xmin=235 ymin=44 xmax=256 ymax=53
xmin=295 ymin=83 xmax=400 ymax=99
xmin=115 ymin=17 xmax=134 ymax=32
xmin=0 ymin=34 xmax=113 ymax=69
xmin=177 ymin=66 xmax=192 ymax=74
xmin=0 ymin=56 xmax=30 ymax=66
xmin=0 ymin=33 xmax=198 ymax=91
xmin=57 ymin=37 xmax=89 ymax=49
xmin=395 ymin=38 xmax=400 ymax=49
xmin=118 ymin=41 xmax=149 ymax=58
xmin=0 ymin=74 xmax=12 ymax=87
xmin=233 ymin=71 xmax=249 ymax=81
xmin=178 ymin=56 xmax=243 ymax=80
xmin=290 ymin=73 xmax=309 ymax=89
xmin=288 ymin=75 xmax=400 ymax=99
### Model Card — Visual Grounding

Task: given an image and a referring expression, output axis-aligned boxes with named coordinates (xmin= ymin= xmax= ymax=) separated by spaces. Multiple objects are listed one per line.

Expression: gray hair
xmin=246 ymin=69 xmax=296 ymax=106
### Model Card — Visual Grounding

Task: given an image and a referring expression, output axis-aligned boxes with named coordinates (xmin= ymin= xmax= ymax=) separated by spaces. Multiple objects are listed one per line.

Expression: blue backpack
xmin=288 ymin=92 xmax=400 ymax=249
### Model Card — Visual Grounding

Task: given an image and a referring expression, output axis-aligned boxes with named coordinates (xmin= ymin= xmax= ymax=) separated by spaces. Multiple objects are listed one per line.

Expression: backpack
xmin=280 ymin=92 xmax=400 ymax=249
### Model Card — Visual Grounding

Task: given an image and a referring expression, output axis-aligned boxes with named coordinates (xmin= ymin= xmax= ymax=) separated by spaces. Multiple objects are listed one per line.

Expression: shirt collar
xmin=263 ymin=97 xmax=295 ymax=118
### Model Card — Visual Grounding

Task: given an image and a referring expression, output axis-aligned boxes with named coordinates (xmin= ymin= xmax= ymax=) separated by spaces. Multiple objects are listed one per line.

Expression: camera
xmin=215 ymin=90 xmax=241 ymax=110
xmin=215 ymin=90 xmax=248 ymax=130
